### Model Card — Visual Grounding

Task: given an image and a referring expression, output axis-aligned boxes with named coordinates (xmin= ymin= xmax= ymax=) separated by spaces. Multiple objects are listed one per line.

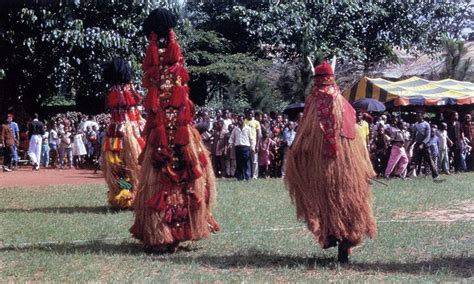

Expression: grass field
xmin=1 ymin=174 xmax=473 ymax=282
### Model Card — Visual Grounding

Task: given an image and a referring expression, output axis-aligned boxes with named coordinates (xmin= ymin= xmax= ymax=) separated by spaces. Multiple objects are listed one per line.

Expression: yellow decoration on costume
xmin=114 ymin=189 xmax=133 ymax=209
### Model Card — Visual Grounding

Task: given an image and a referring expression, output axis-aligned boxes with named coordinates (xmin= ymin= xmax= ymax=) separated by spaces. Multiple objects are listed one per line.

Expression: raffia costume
xmin=284 ymin=62 xmax=376 ymax=262
xmin=102 ymin=59 xmax=145 ymax=209
xmin=130 ymin=9 xmax=219 ymax=251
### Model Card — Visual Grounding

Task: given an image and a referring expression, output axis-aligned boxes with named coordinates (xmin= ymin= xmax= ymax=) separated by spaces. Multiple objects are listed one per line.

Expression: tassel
xmin=124 ymin=89 xmax=135 ymax=106
xmin=104 ymin=138 xmax=111 ymax=151
xmin=198 ymin=151 xmax=208 ymax=167
xmin=170 ymin=85 xmax=187 ymax=108
xmin=143 ymin=87 xmax=160 ymax=113
xmin=146 ymin=192 xmax=163 ymax=211
xmin=174 ymin=126 xmax=190 ymax=145
xmin=169 ymin=64 xmax=190 ymax=84
xmin=163 ymin=29 xmax=182 ymax=65
xmin=155 ymin=125 xmax=168 ymax=146
xmin=165 ymin=208 xmax=173 ymax=223
xmin=142 ymin=32 xmax=160 ymax=71
xmin=192 ymin=165 xmax=203 ymax=179
xmin=177 ymin=101 xmax=193 ymax=125
xmin=137 ymin=137 xmax=145 ymax=150
xmin=181 ymin=145 xmax=196 ymax=165
xmin=107 ymin=88 xmax=120 ymax=109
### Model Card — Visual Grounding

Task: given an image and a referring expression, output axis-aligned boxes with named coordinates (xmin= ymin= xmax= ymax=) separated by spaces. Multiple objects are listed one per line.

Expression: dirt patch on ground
xmin=396 ymin=202 xmax=474 ymax=222
xmin=0 ymin=167 xmax=105 ymax=188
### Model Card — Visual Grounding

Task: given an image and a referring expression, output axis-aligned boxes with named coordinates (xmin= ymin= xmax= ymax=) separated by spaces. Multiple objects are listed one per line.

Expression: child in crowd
xmin=428 ymin=124 xmax=440 ymax=171
xmin=41 ymin=126 xmax=50 ymax=168
xmin=59 ymin=127 xmax=73 ymax=169
xmin=437 ymin=122 xmax=451 ymax=174
xmin=224 ymin=124 xmax=236 ymax=178
xmin=258 ymin=129 xmax=276 ymax=178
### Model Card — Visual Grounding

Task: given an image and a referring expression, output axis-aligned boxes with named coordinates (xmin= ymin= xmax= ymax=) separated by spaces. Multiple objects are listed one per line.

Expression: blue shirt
xmin=283 ymin=128 xmax=296 ymax=146
xmin=428 ymin=135 xmax=439 ymax=156
xmin=415 ymin=121 xmax=431 ymax=144
xmin=9 ymin=121 xmax=19 ymax=140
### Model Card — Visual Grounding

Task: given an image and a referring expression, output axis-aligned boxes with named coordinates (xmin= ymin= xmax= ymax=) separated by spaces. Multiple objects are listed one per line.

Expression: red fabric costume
xmin=284 ymin=62 xmax=376 ymax=262
xmin=130 ymin=24 xmax=219 ymax=251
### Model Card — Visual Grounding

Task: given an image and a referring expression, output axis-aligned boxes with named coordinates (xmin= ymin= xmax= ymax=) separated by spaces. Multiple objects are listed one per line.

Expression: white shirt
xmin=223 ymin=119 xmax=233 ymax=132
xmin=49 ymin=129 xmax=59 ymax=145
xmin=229 ymin=125 xmax=255 ymax=149
xmin=437 ymin=130 xmax=448 ymax=150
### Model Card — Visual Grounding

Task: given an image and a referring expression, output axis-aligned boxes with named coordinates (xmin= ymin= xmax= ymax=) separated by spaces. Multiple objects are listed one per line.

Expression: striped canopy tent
xmin=343 ymin=77 xmax=474 ymax=107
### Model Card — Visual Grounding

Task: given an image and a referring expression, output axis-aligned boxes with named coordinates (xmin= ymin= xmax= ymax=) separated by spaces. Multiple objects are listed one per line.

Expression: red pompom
xmin=170 ymin=86 xmax=188 ymax=108
xmin=198 ymin=151 xmax=208 ymax=167
xmin=174 ymin=125 xmax=190 ymax=145
xmin=169 ymin=64 xmax=190 ymax=84
xmin=163 ymin=30 xmax=182 ymax=65
xmin=123 ymin=89 xmax=135 ymax=106
xmin=155 ymin=125 xmax=168 ymax=146
xmin=137 ymin=137 xmax=145 ymax=150
xmin=192 ymin=165 xmax=203 ymax=179
xmin=146 ymin=191 xmax=167 ymax=212
xmin=177 ymin=100 xmax=193 ymax=125
xmin=107 ymin=88 xmax=120 ymax=108
xmin=143 ymin=33 xmax=160 ymax=71
xmin=143 ymin=87 xmax=160 ymax=113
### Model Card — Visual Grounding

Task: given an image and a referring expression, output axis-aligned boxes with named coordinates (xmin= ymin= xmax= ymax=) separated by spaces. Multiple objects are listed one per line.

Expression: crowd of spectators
xmin=1 ymin=108 xmax=474 ymax=181
xmin=1 ymin=111 xmax=110 ymax=171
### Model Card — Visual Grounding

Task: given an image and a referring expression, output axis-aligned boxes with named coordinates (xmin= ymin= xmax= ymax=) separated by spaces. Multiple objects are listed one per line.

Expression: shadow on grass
xmin=1 ymin=242 xmax=472 ymax=277
xmin=350 ymin=257 xmax=473 ymax=278
xmin=0 ymin=206 xmax=123 ymax=214
xmin=169 ymin=252 xmax=473 ymax=277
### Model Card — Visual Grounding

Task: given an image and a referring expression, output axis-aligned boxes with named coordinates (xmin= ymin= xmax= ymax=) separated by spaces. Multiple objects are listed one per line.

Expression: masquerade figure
xmin=284 ymin=62 xmax=376 ymax=263
xmin=130 ymin=8 xmax=220 ymax=253
xmin=102 ymin=58 xmax=145 ymax=209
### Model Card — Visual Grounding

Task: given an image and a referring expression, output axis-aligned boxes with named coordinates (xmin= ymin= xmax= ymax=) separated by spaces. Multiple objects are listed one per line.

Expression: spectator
xmin=224 ymin=123 xmax=236 ymax=178
xmin=270 ymin=127 xmax=283 ymax=178
xmin=258 ymin=129 xmax=276 ymax=178
xmin=447 ymin=111 xmax=466 ymax=172
xmin=281 ymin=121 xmax=296 ymax=177
xmin=244 ymin=109 xmax=261 ymax=179
xmin=28 ymin=113 xmax=45 ymax=171
xmin=384 ymin=122 xmax=408 ymax=179
xmin=229 ymin=115 xmax=255 ymax=181
xmin=72 ymin=128 xmax=87 ymax=169
xmin=2 ymin=115 xmax=15 ymax=172
xmin=428 ymin=124 xmax=440 ymax=171
xmin=211 ymin=120 xmax=226 ymax=177
xmin=437 ymin=122 xmax=451 ymax=174
xmin=7 ymin=113 xmax=19 ymax=169
xmin=59 ymin=127 xmax=73 ymax=169
xmin=411 ymin=112 xmax=439 ymax=179
xmin=49 ymin=121 xmax=60 ymax=168
xmin=222 ymin=109 xmax=233 ymax=132
xmin=463 ymin=114 xmax=474 ymax=170
xmin=356 ymin=111 xmax=370 ymax=147
xmin=41 ymin=125 xmax=50 ymax=168
xmin=371 ymin=124 xmax=390 ymax=176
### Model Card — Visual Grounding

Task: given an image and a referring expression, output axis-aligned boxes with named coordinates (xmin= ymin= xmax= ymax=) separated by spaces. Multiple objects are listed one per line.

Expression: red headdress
xmin=312 ymin=61 xmax=356 ymax=158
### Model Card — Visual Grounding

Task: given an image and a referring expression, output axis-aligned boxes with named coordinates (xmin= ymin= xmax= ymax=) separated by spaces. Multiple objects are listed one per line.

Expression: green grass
xmin=0 ymin=174 xmax=473 ymax=282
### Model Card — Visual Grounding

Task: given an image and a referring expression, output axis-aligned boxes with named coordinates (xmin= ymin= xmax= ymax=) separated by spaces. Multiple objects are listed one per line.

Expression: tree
xmin=0 ymin=1 xmax=176 ymax=115
xmin=441 ymin=39 xmax=472 ymax=81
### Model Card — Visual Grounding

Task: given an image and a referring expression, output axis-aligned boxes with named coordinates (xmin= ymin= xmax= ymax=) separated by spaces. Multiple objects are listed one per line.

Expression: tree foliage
xmin=0 ymin=0 xmax=471 ymax=115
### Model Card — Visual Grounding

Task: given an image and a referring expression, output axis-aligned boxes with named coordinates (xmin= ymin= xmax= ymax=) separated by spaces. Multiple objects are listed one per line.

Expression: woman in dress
xmin=72 ymin=129 xmax=87 ymax=168
xmin=130 ymin=8 xmax=219 ymax=253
